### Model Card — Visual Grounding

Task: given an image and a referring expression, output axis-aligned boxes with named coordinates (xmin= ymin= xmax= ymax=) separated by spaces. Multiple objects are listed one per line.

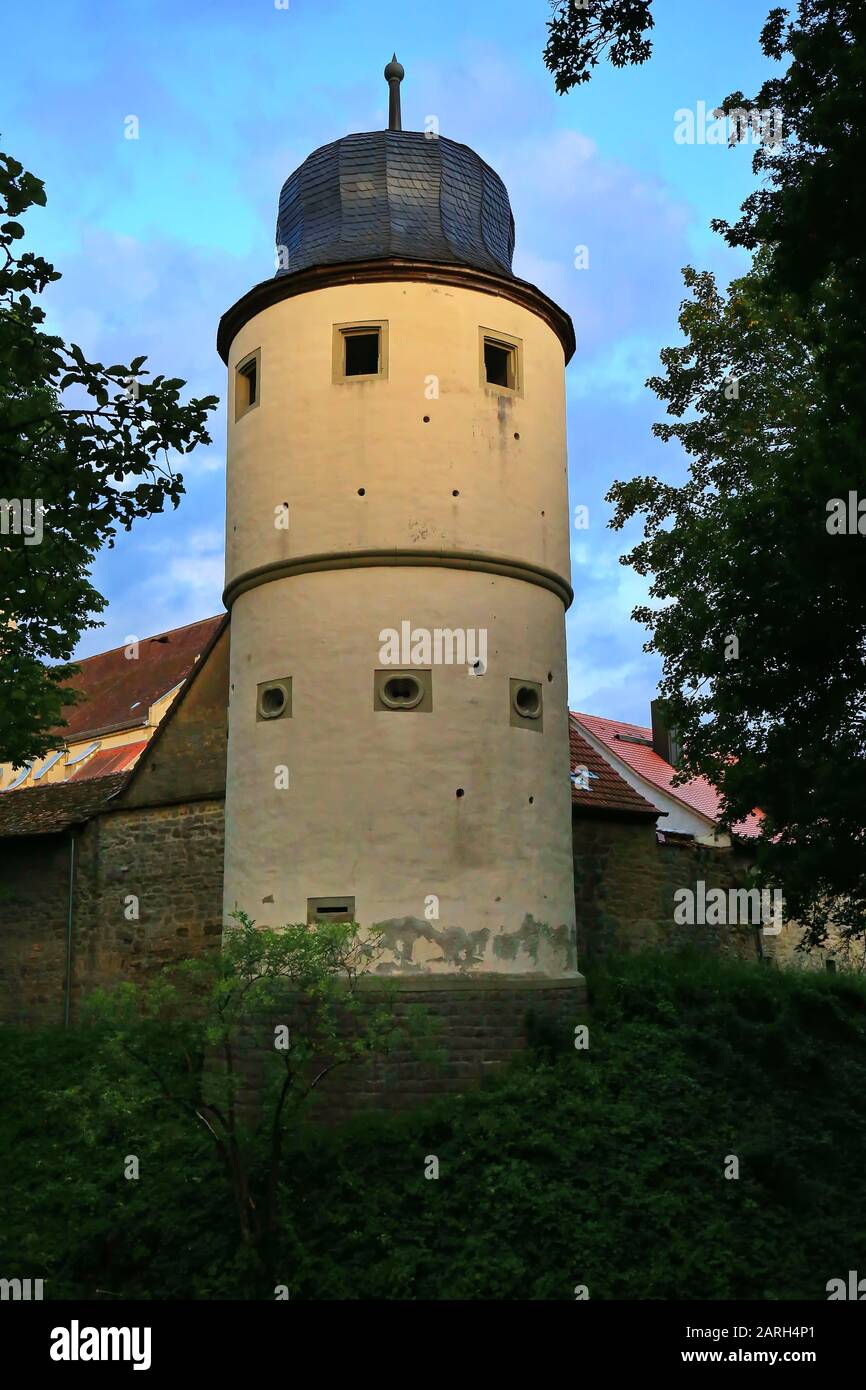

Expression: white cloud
xmin=494 ymin=127 xmax=692 ymax=356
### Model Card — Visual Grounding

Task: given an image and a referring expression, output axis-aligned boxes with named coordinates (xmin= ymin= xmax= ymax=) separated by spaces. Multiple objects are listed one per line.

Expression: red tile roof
xmin=569 ymin=717 xmax=659 ymax=818
xmin=0 ymin=774 xmax=129 ymax=837
xmin=571 ymin=711 xmax=762 ymax=839
xmin=66 ymin=741 xmax=148 ymax=782
xmin=54 ymin=616 xmax=225 ymax=741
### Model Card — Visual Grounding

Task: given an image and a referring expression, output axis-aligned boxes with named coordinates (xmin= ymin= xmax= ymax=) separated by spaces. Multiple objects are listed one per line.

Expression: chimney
xmin=651 ymin=698 xmax=682 ymax=768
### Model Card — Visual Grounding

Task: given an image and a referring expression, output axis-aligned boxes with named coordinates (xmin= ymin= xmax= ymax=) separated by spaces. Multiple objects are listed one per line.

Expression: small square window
xmin=235 ymin=350 xmax=260 ymax=420
xmin=485 ymin=341 xmax=512 ymax=387
xmin=345 ymin=331 xmax=380 ymax=376
xmin=333 ymin=322 xmax=388 ymax=383
xmin=480 ymin=330 xmax=522 ymax=394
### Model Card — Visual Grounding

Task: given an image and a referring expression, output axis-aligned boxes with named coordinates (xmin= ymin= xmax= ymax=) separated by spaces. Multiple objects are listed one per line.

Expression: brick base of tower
xmin=228 ymin=974 xmax=587 ymax=1126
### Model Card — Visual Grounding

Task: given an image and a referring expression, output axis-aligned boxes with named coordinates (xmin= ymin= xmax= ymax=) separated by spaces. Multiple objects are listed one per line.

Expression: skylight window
xmin=66 ymin=741 xmax=101 ymax=766
xmin=4 ymin=762 xmax=33 ymax=791
xmin=32 ymin=750 xmax=63 ymax=781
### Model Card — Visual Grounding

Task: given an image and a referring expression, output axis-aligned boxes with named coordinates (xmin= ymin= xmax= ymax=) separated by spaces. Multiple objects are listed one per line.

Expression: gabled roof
xmin=572 ymin=711 xmax=762 ymax=839
xmin=0 ymin=773 xmax=129 ymax=838
xmin=53 ymin=615 xmax=224 ymax=742
xmin=569 ymin=717 xmax=659 ymax=818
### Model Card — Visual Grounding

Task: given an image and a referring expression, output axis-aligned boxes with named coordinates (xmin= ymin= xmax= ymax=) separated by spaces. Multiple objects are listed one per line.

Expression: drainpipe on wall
xmin=64 ymin=829 xmax=76 ymax=1028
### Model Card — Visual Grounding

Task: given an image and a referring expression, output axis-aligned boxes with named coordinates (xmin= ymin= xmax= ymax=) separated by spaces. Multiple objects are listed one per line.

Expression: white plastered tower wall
xmin=221 ymin=275 xmax=578 ymax=977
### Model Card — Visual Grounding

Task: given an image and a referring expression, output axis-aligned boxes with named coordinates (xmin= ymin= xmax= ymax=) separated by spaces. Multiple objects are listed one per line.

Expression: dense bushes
xmin=2 ymin=951 xmax=866 ymax=1299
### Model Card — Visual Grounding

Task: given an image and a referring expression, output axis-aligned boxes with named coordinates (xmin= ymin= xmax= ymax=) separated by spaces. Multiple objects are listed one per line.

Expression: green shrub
xmin=2 ymin=950 xmax=865 ymax=1299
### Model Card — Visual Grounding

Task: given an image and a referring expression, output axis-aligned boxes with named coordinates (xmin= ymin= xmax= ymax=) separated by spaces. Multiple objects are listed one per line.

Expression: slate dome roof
xmin=275 ymin=130 xmax=516 ymax=279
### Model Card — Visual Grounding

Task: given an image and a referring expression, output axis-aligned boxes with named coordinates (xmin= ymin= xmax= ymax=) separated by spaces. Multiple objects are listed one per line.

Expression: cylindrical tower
xmin=218 ymin=62 xmax=579 ymax=982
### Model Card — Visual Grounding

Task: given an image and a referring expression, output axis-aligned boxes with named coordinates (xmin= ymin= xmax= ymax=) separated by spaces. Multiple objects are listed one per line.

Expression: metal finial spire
xmin=384 ymin=53 xmax=404 ymax=131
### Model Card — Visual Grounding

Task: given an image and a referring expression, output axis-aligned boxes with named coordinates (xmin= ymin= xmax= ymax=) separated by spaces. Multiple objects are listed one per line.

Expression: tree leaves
xmin=548 ymin=2 xmax=866 ymax=942
xmin=0 ymin=146 xmax=219 ymax=765
xmin=544 ymin=0 xmax=654 ymax=94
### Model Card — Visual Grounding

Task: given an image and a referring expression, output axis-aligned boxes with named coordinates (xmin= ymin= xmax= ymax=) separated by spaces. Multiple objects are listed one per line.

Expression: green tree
xmin=712 ymin=4 xmax=866 ymax=304
xmin=608 ymin=258 xmax=866 ymax=947
xmin=547 ymin=2 xmax=866 ymax=944
xmin=0 ymin=149 xmax=218 ymax=768
xmin=86 ymin=912 xmax=435 ymax=1288
xmin=544 ymin=0 xmax=654 ymax=93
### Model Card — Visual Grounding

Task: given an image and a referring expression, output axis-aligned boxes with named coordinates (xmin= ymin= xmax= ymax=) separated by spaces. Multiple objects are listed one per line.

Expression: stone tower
xmin=218 ymin=60 xmax=579 ymax=986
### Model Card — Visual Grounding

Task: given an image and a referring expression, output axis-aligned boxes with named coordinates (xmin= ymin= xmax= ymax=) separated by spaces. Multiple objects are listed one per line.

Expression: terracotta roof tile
xmin=66 ymin=742 xmax=148 ymax=782
xmin=572 ymin=711 xmax=762 ymax=838
xmin=569 ymin=717 xmax=659 ymax=817
xmin=0 ymin=774 xmax=129 ymax=838
xmin=54 ymin=616 xmax=224 ymax=741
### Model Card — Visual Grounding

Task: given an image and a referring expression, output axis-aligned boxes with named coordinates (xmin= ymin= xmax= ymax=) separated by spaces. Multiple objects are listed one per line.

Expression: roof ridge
xmin=62 ymin=614 xmax=224 ymax=670
xmin=571 ymin=709 xmax=652 ymax=736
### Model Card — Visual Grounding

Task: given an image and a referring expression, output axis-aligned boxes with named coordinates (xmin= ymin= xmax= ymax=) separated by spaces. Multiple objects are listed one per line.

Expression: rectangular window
xmin=307 ymin=896 xmax=356 ymax=924
xmin=235 ymin=349 xmax=260 ymax=420
xmin=482 ymin=333 xmax=520 ymax=392
xmin=333 ymin=322 xmax=388 ymax=383
xmin=345 ymin=331 xmax=379 ymax=377
xmin=485 ymin=341 xmax=512 ymax=387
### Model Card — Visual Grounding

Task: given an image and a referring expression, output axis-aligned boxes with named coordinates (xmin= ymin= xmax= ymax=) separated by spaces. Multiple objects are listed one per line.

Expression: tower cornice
xmin=217 ymin=257 xmax=576 ymax=365
xmin=223 ymin=547 xmax=574 ymax=612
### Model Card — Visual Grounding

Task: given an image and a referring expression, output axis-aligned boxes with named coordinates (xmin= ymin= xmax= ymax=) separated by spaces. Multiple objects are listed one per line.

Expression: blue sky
xmin=5 ymin=0 xmax=779 ymax=722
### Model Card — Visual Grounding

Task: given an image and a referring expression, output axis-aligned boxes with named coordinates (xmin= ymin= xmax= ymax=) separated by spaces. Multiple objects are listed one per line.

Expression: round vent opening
xmin=259 ymin=684 xmax=288 ymax=719
xmin=382 ymin=674 xmax=424 ymax=710
xmin=513 ymin=684 xmax=541 ymax=719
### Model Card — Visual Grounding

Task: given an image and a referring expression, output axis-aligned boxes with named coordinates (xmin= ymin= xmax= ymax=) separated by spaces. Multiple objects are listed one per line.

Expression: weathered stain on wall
xmin=375 ymin=916 xmax=491 ymax=971
xmin=492 ymin=914 xmax=577 ymax=972
xmin=373 ymin=911 xmax=575 ymax=975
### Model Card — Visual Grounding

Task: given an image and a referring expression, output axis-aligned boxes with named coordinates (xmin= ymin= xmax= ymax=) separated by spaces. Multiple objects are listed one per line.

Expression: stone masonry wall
xmin=227 ymin=978 xmax=587 ymax=1126
xmin=71 ymin=800 xmax=225 ymax=1015
xmin=0 ymin=833 xmax=75 ymax=1027
xmin=572 ymin=813 xmax=845 ymax=971
xmin=574 ymin=815 xmax=766 ymax=965
xmin=5 ymin=793 xmax=851 ymax=1035
xmin=0 ymin=801 xmax=225 ymax=1027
